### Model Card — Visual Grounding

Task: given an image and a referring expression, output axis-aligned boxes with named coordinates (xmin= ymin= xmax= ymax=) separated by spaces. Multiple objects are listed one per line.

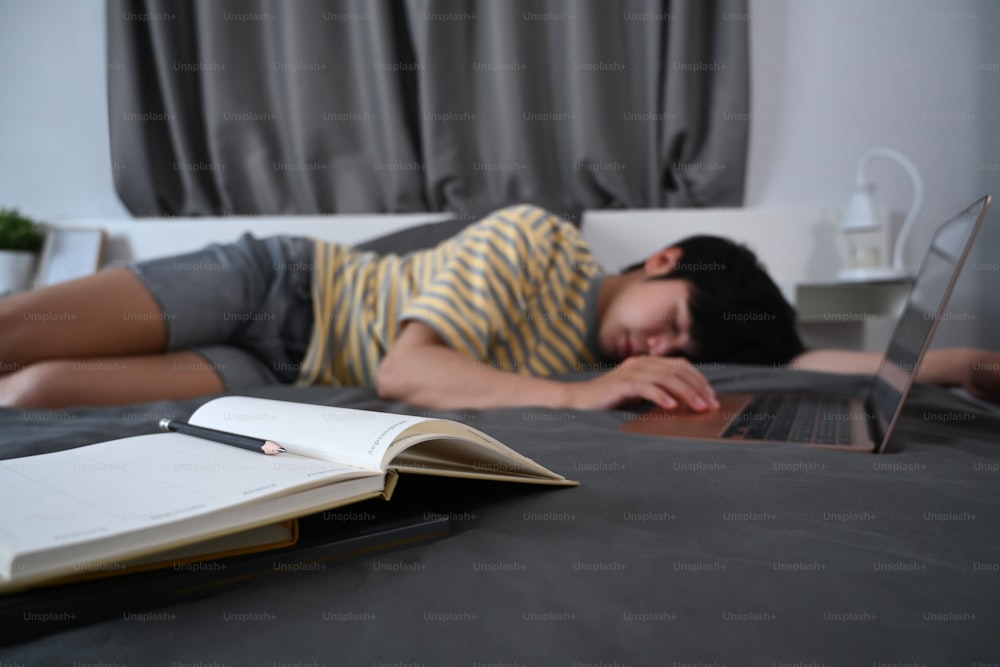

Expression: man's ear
xmin=644 ymin=246 xmax=684 ymax=277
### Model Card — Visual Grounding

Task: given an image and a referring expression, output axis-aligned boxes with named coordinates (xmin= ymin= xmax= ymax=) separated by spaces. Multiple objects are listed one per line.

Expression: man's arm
xmin=791 ymin=347 xmax=1000 ymax=404
xmin=376 ymin=321 xmax=719 ymax=411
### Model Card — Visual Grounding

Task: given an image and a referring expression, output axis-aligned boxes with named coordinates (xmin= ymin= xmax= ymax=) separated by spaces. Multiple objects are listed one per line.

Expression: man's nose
xmin=646 ymin=334 xmax=673 ymax=357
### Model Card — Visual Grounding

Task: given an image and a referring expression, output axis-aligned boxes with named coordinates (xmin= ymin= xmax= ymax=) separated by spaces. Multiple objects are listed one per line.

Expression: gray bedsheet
xmin=2 ymin=366 xmax=999 ymax=664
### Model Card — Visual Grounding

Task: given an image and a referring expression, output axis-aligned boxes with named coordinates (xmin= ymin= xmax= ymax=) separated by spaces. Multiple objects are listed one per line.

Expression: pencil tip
xmin=262 ymin=441 xmax=285 ymax=455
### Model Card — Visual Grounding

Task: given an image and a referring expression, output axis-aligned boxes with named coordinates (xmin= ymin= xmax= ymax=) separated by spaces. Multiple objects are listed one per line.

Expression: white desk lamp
xmin=838 ymin=147 xmax=924 ymax=281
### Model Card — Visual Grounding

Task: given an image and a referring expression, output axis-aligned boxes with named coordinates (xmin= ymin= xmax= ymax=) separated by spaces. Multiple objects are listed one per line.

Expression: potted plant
xmin=0 ymin=208 xmax=46 ymax=295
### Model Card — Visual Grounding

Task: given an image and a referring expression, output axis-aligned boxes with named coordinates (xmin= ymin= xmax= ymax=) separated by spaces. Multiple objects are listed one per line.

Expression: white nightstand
xmin=795 ymin=278 xmax=913 ymax=352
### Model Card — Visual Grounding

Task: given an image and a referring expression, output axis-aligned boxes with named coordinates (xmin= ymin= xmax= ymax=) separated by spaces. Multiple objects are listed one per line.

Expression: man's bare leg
xmin=0 ymin=351 xmax=225 ymax=408
xmin=0 ymin=268 xmax=168 ymax=370
xmin=0 ymin=268 xmax=224 ymax=407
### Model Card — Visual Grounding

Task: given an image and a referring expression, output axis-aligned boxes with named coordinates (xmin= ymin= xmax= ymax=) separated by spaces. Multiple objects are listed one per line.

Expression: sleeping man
xmin=1 ymin=204 xmax=998 ymax=410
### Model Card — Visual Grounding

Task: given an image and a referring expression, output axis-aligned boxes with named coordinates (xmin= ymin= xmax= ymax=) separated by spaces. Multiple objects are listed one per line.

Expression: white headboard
xmin=55 ymin=207 xmax=860 ymax=305
xmin=60 ymin=213 xmax=455 ymax=267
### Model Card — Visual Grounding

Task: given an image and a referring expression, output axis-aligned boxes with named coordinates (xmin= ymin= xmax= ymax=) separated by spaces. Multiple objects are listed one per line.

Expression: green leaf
xmin=0 ymin=208 xmax=45 ymax=252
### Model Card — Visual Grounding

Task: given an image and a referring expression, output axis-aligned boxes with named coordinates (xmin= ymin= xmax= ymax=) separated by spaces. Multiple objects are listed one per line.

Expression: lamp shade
xmin=840 ymin=182 xmax=880 ymax=232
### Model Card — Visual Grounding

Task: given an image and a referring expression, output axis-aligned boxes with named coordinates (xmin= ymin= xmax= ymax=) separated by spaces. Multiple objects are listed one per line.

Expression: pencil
xmin=158 ymin=418 xmax=287 ymax=455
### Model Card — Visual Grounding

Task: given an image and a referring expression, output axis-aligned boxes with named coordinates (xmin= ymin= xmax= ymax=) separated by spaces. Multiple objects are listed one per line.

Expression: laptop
xmin=622 ymin=195 xmax=992 ymax=453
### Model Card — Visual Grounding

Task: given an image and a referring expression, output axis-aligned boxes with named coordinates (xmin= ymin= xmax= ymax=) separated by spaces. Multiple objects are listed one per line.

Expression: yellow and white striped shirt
xmin=297 ymin=204 xmax=603 ymax=387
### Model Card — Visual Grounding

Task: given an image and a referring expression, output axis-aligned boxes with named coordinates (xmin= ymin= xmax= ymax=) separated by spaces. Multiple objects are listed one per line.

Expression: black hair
xmin=621 ymin=235 xmax=805 ymax=365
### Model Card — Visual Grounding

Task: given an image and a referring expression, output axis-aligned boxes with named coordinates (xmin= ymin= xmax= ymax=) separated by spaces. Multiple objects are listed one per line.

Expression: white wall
xmin=0 ymin=0 xmax=130 ymax=220
xmin=746 ymin=0 xmax=1000 ymax=348
xmin=2 ymin=0 xmax=998 ymax=347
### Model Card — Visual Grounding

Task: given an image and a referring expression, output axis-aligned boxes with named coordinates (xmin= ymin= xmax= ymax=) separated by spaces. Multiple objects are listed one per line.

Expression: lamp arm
xmin=856 ymin=147 xmax=925 ymax=272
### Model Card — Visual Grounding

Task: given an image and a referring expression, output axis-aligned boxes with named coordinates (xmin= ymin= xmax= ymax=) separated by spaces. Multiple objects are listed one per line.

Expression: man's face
xmin=598 ymin=277 xmax=697 ymax=361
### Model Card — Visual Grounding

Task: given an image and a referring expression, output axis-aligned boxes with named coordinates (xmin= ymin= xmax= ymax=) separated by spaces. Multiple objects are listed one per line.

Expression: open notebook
xmin=0 ymin=396 xmax=574 ymax=592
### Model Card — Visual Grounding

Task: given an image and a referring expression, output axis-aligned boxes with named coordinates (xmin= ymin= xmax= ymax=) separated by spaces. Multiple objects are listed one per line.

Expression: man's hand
xmin=564 ymin=355 xmax=719 ymax=412
xmin=958 ymin=348 xmax=1000 ymax=405
xmin=378 ymin=321 xmax=719 ymax=411
xmin=791 ymin=347 xmax=1000 ymax=407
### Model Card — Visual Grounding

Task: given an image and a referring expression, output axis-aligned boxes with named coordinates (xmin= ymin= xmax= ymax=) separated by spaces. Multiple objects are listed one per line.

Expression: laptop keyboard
xmin=721 ymin=395 xmax=857 ymax=445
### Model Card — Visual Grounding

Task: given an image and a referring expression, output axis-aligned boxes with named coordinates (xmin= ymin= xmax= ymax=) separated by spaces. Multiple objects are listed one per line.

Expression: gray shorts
xmin=129 ymin=234 xmax=315 ymax=390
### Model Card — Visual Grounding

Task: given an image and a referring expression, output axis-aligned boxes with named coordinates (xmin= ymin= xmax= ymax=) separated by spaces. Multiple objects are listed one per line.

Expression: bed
xmin=3 ymin=366 xmax=1000 ymax=663
xmin=2 ymin=221 xmax=999 ymax=663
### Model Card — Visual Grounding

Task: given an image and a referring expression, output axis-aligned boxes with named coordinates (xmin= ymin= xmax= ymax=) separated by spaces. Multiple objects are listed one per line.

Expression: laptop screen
xmin=869 ymin=196 xmax=990 ymax=451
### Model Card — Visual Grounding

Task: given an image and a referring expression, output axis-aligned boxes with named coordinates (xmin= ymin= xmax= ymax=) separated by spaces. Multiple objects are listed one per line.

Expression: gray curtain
xmin=107 ymin=0 xmax=749 ymax=219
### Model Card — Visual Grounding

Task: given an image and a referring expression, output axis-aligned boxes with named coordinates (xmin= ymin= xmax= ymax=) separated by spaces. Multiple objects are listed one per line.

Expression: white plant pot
xmin=0 ymin=250 xmax=38 ymax=295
